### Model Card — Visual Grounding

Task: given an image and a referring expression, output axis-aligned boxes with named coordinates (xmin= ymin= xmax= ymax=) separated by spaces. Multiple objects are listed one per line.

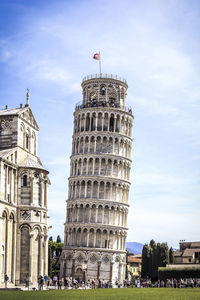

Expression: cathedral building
xmin=0 ymin=91 xmax=50 ymax=286
xmin=60 ymin=74 xmax=133 ymax=283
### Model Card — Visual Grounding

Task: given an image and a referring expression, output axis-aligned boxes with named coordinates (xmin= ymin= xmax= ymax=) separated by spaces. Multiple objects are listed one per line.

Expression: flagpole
xmin=99 ymin=51 xmax=101 ymax=74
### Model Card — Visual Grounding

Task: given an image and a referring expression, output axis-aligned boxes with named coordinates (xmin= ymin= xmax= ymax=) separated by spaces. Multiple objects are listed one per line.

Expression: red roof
xmin=128 ymin=256 xmax=142 ymax=263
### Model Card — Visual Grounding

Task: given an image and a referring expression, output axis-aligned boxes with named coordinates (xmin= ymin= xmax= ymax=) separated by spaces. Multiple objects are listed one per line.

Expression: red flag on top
xmin=93 ymin=53 xmax=100 ymax=60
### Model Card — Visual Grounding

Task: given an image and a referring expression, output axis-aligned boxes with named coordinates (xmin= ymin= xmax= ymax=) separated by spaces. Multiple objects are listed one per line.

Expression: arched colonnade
xmin=68 ymin=180 xmax=130 ymax=203
xmin=65 ymin=226 xmax=127 ymax=251
xmin=70 ymin=156 xmax=131 ymax=181
xmin=74 ymin=111 xmax=132 ymax=137
xmin=67 ymin=203 xmax=128 ymax=227
xmin=72 ymin=135 xmax=131 ymax=159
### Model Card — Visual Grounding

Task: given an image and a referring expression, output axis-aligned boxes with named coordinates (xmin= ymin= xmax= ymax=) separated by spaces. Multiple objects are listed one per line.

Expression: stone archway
xmin=74 ymin=267 xmax=84 ymax=281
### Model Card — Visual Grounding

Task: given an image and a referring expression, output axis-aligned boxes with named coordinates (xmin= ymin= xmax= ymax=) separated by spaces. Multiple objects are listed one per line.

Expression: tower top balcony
xmin=82 ymin=73 xmax=128 ymax=86
xmin=77 ymin=73 xmax=132 ymax=114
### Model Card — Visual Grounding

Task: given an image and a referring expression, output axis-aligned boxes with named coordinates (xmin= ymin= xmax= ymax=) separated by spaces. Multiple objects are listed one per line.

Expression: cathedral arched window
xmin=25 ymin=134 xmax=29 ymax=150
xmin=32 ymin=132 xmax=36 ymax=155
xmin=23 ymin=175 xmax=27 ymax=186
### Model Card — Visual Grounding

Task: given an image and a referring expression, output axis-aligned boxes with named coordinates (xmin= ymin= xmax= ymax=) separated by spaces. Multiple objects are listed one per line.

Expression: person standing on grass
xmin=25 ymin=275 xmax=29 ymax=290
xmin=5 ymin=274 xmax=9 ymax=288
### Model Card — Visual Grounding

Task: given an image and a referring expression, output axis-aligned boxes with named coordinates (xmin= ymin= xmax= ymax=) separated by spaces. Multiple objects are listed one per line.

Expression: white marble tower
xmin=60 ymin=74 xmax=133 ymax=283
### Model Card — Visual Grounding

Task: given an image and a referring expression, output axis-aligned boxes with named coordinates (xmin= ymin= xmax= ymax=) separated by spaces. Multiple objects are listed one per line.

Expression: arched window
xmin=23 ymin=175 xmax=27 ymax=186
xmin=109 ymin=115 xmax=115 ymax=132
xmin=25 ymin=129 xmax=30 ymax=151
xmin=100 ymin=85 xmax=106 ymax=95
xmin=32 ymin=132 xmax=36 ymax=155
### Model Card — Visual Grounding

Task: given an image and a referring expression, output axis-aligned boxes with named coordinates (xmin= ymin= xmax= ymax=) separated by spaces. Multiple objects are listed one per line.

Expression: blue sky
xmin=0 ymin=0 xmax=200 ymax=248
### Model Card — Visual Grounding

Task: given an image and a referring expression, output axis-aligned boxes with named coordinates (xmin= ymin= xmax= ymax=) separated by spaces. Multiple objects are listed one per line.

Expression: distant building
xmin=127 ymin=254 xmax=142 ymax=279
xmin=0 ymin=93 xmax=50 ymax=286
xmin=174 ymin=241 xmax=200 ymax=264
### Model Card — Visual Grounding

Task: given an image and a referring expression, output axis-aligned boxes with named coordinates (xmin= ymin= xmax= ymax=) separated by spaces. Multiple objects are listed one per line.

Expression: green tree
xmin=160 ymin=243 xmax=169 ymax=267
xmin=56 ymin=235 xmax=61 ymax=243
xmin=169 ymin=247 xmax=174 ymax=264
xmin=48 ymin=237 xmax=64 ymax=278
xmin=48 ymin=239 xmax=54 ymax=277
xmin=141 ymin=244 xmax=151 ymax=278
xmin=151 ymin=241 xmax=158 ymax=281
xmin=156 ymin=243 xmax=161 ymax=267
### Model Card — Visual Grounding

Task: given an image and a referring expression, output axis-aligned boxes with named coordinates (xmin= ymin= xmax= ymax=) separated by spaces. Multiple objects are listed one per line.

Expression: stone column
xmin=97 ymin=182 xmax=100 ymax=198
xmin=103 ymin=184 xmax=106 ymax=200
xmin=14 ymin=170 xmax=17 ymax=204
xmin=119 ymin=118 xmax=122 ymax=133
xmin=97 ymin=261 xmax=101 ymax=280
xmin=94 ymin=137 xmax=97 ymax=153
xmin=108 ymin=208 xmax=111 ymax=225
xmin=95 ymin=207 xmax=98 ymax=223
xmin=30 ymin=176 xmax=34 ymax=205
xmin=113 ymin=117 xmax=116 ymax=133
xmin=11 ymin=221 xmax=17 ymax=283
xmin=77 ymin=206 xmax=80 ymax=222
xmin=110 ymin=262 xmax=114 ymax=282
xmin=93 ymin=230 xmax=96 ymax=247
xmin=5 ymin=216 xmax=9 ymax=276
xmin=80 ymin=159 xmax=83 ymax=175
xmin=89 ymin=206 xmax=92 ymax=223
xmin=111 ymin=160 xmax=114 ymax=177
xmin=118 ymin=263 xmax=122 ymax=282
xmin=95 ymin=115 xmax=98 ymax=130
xmin=88 ymin=138 xmax=91 ymax=154
xmin=86 ymin=231 xmax=89 ymax=247
xmin=44 ymin=181 xmax=48 ymax=208
xmin=40 ymin=179 xmax=43 ymax=206
xmin=92 ymin=158 xmax=95 ymax=175
xmin=112 ymin=138 xmax=115 ymax=154
xmin=122 ymin=262 xmax=126 ymax=282
xmin=5 ymin=165 xmax=7 ymax=200
xmin=99 ymin=159 xmax=101 ymax=175
xmin=9 ymin=168 xmax=12 ymax=203
xmin=29 ymin=232 xmax=34 ymax=284
xmin=84 ymin=183 xmax=87 ymax=198
xmin=39 ymin=234 xmax=44 ymax=276
xmin=44 ymin=235 xmax=48 ymax=276
xmin=91 ymin=182 xmax=94 ymax=198
xmin=102 ymin=115 xmax=104 ymax=131
xmin=107 ymin=231 xmax=110 ymax=249
xmin=102 ymin=207 xmax=105 ymax=224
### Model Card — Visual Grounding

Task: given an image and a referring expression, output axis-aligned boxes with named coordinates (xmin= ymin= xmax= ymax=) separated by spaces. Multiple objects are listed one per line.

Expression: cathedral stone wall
xmin=0 ymin=100 xmax=50 ymax=287
xmin=61 ymin=74 xmax=133 ymax=284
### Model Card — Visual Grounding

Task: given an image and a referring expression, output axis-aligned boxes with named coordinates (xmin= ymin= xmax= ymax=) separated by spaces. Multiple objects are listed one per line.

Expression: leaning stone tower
xmin=60 ymin=74 xmax=133 ymax=284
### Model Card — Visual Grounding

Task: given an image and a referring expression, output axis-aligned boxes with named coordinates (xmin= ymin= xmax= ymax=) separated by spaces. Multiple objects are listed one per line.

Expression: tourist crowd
xmin=35 ymin=276 xmax=200 ymax=290
xmin=134 ymin=278 xmax=200 ymax=288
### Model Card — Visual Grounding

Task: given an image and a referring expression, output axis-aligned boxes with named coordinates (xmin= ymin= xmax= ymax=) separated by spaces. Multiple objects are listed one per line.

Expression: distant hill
xmin=126 ymin=242 xmax=143 ymax=254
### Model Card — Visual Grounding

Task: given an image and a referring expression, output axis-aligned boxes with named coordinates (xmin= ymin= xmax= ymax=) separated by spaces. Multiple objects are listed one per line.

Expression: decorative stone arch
xmin=73 ymin=250 xmax=87 ymax=262
xmin=9 ymin=211 xmax=16 ymax=222
xmin=25 ymin=127 xmax=31 ymax=151
xmin=88 ymin=251 xmax=100 ymax=262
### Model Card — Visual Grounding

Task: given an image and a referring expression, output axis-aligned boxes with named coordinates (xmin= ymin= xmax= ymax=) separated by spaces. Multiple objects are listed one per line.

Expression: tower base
xmin=60 ymin=247 xmax=126 ymax=284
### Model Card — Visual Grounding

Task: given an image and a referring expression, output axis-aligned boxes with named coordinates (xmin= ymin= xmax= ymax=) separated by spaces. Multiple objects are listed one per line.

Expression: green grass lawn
xmin=0 ymin=288 xmax=200 ymax=300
